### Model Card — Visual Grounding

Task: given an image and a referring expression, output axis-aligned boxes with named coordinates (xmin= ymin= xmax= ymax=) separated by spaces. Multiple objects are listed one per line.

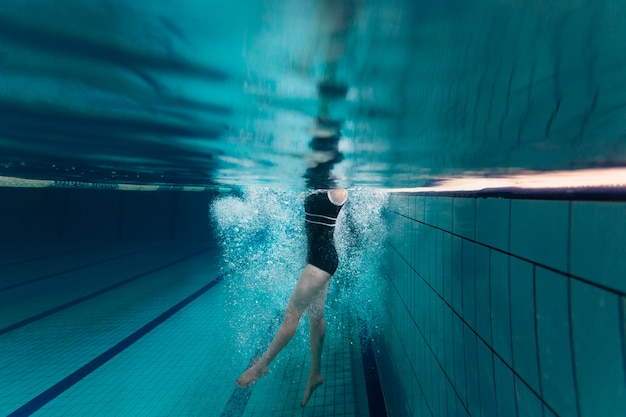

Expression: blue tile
xmin=415 ymin=223 xmax=425 ymax=277
xmin=407 ymin=195 xmax=417 ymax=220
xmin=414 ymin=196 xmax=426 ymax=223
xmin=398 ymin=216 xmax=409 ymax=261
xmin=515 ymin=376 xmax=543 ymax=417
xmin=455 ymin=400 xmax=469 ymax=417
xmin=425 ymin=196 xmax=438 ymax=226
xmin=412 ymin=375 xmax=429 ymax=417
xmin=543 ymin=405 xmax=558 ymax=417
xmin=407 ymin=269 xmax=415 ymax=319
xmin=475 ymin=245 xmax=492 ymax=345
xmin=432 ymin=296 xmax=443 ymax=361
xmin=509 ymin=257 xmax=540 ymax=393
xmin=413 ymin=223 xmax=422 ymax=276
xmin=423 ymin=227 xmax=434 ymax=285
xmin=535 ymin=267 xmax=577 ymax=417
xmin=416 ymin=224 xmax=430 ymax=276
xmin=447 ymin=380 xmax=457 ymax=417
xmin=571 ymin=281 xmax=626 ymax=417
xmin=443 ymin=233 xmax=453 ymax=305
xmin=462 ymin=241 xmax=476 ymax=330
xmin=64 ymin=192 xmax=119 ymax=239
xmin=436 ymin=197 xmax=453 ymax=232
xmin=395 ymin=194 xmax=410 ymax=216
xmin=453 ymin=198 xmax=476 ymax=240
xmin=422 ymin=361 xmax=433 ymax=416
xmin=424 ymin=288 xmax=433 ymax=351
xmin=387 ymin=193 xmax=399 ymax=209
xmin=453 ymin=315 xmax=467 ymax=405
xmin=475 ymin=198 xmax=510 ymax=252
xmin=419 ymin=319 xmax=427 ymax=374
xmin=477 ymin=340 xmax=497 ymax=417
xmin=428 ymin=228 xmax=441 ymax=288
xmin=494 ymin=357 xmax=517 ymax=417
xmin=388 ymin=212 xmax=402 ymax=247
xmin=444 ymin=306 xmax=455 ymax=378
xmin=452 ymin=237 xmax=464 ymax=314
xmin=490 ymin=251 xmax=512 ymax=365
xmin=435 ymin=230 xmax=445 ymax=295
xmin=510 ymin=200 xmax=569 ymax=272
xmin=570 ymin=202 xmax=626 ymax=293
xmin=438 ymin=368 xmax=448 ymax=417
xmin=411 ymin=324 xmax=420 ymax=376
xmin=464 ymin=328 xmax=480 ymax=417
xmin=438 ymin=298 xmax=446 ymax=364
xmin=417 ymin=271 xmax=425 ymax=321
xmin=428 ymin=355 xmax=438 ymax=414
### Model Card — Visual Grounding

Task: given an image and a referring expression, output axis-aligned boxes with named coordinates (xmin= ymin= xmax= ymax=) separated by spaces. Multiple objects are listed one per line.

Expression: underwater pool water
xmin=1 ymin=0 xmax=626 ymax=416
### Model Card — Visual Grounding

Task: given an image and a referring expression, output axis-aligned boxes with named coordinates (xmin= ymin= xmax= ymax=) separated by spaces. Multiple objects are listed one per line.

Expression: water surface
xmin=1 ymin=0 xmax=625 ymax=189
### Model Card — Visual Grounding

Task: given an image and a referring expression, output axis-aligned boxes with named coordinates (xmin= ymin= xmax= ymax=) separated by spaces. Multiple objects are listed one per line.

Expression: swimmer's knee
xmin=283 ymin=308 xmax=302 ymax=327
xmin=308 ymin=306 xmax=325 ymax=324
xmin=309 ymin=315 xmax=325 ymax=327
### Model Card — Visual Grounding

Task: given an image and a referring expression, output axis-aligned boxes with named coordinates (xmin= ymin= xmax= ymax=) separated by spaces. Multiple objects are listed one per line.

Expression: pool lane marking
xmin=220 ymin=387 xmax=253 ymax=417
xmin=358 ymin=317 xmax=388 ymax=417
xmin=219 ymin=311 xmax=282 ymax=417
xmin=7 ymin=271 xmax=230 ymax=417
xmin=0 ymin=244 xmax=163 ymax=292
xmin=0 ymin=246 xmax=213 ymax=336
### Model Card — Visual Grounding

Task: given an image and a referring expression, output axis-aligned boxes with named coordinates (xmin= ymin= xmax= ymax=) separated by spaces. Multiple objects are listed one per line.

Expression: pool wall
xmin=380 ymin=193 xmax=626 ymax=417
xmin=0 ymin=188 xmax=217 ymax=241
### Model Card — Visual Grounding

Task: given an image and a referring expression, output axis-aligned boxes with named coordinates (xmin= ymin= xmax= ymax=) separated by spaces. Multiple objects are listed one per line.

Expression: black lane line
xmin=219 ymin=311 xmax=281 ymax=417
xmin=358 ymin=317 xmax=388 ymax=417
xmin=0 ymin=246 xmax=212 ymax=336
xmin=7 ymin=271 xmax=229 ymax=417
xmin=0 ymin=245 xmax=160 ymax=292
xmin=220 ymin=388 xmax=253 ymax=417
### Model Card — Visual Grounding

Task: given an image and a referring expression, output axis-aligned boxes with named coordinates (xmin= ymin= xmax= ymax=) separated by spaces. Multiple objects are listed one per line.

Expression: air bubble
xmin=210 ymin=187 xmax=389 ymax=356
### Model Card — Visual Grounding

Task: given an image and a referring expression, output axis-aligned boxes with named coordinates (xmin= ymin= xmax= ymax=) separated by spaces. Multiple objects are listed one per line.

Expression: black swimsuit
xmin=304 ymin=191 xmax=345 ymax=275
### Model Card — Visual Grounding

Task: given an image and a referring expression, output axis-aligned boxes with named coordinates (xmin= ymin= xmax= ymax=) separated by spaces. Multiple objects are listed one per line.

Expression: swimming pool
xmin=1 ymin=0 xmax=626 ymax=416
xmin=0 ymin=189 xmax=386 ymax=417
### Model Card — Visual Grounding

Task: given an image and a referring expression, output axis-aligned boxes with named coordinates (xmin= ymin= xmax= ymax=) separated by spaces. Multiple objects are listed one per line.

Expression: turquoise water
xmin=1 ymin=0 xmax=625 ymax=189
xmin=1 ymin=1 xmax=626 ymax=416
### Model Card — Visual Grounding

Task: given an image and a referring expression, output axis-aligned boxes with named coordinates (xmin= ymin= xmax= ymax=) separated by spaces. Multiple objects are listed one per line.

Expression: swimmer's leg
xmin=236 ymin=264 xmax=331 ymax=387
xmin=301 ymin=279 xmax=329 ymax=406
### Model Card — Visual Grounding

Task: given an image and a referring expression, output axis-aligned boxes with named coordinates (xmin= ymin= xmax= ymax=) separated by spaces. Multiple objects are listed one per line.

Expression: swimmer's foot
xmin=236 ymin=362 xmax=268 ymax=388
xmin=301 ymin=373 xmax=324 ymax=407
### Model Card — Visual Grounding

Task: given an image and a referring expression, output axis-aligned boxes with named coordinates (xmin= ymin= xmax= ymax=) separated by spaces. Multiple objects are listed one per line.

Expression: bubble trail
xmin=210 ymin=188 xmax=389 ymax=358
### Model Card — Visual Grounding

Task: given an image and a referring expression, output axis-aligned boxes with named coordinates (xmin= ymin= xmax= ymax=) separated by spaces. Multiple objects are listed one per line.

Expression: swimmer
xmin=236 ymin=188 xmax=348 ymax=407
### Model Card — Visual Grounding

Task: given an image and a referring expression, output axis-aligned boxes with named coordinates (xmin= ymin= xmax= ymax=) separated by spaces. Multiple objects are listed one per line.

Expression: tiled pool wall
xmin=379 ymin=193 xmax=626 ymax=417
xmin=0 ymin=188 xmax=217 ymax=241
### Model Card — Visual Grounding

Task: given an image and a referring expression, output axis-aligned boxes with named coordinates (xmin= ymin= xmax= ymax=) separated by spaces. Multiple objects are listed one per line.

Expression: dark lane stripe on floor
xmin=358 ymin=317 xmax=388 ymax=417
xmin=0 ymin=246 xmax=212 ymax=336
xmin=220 ymin=388 xmax=253 ymax=417
xmin=0 ymin=245 xmax=158 ymax=292
xmin=219 ymin=311 xmax=282 ymax=417
xmin=7 ymin=271 xmax=229 ymax=417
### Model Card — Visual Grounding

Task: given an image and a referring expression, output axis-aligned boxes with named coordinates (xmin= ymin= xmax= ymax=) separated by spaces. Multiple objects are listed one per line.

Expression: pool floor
xmin=0 ymin=242 xmax=371 ymax=416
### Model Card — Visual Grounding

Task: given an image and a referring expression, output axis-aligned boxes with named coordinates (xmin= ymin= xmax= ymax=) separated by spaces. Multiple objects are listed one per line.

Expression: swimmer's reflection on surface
xmin=305 ymin=124 xmax=344 ymax=190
